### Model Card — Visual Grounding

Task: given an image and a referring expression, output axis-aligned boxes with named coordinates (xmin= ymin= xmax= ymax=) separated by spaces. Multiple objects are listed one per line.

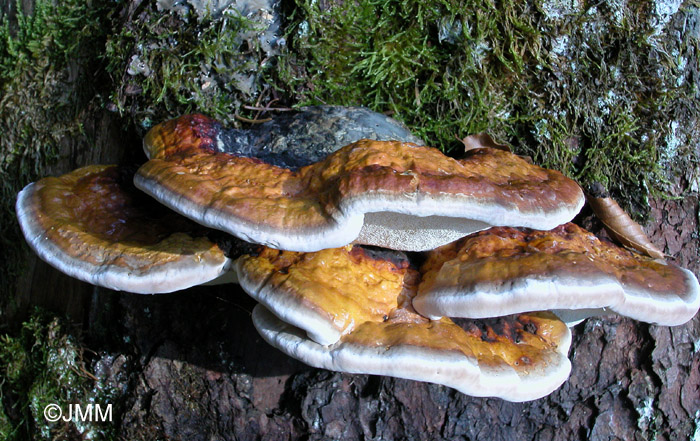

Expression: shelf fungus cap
xmin=253 ymin=305 xmax=572 ymax=402
xmin=16 ymin=165 xmax=231 ymax=293
xmin=135 ymin=114 xmax=585 ymax=252
xmin=413 ymin=223 xmax=700 ymax=326
xmin=235 ymin=245 xmax=418 ymax=345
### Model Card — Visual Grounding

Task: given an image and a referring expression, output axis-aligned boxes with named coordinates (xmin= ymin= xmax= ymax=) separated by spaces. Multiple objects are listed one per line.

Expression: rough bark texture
xmin=36 ymin=265 xmax=700 ymax=440
xmin=4 ymin=0 xmax=700 ymax=438
xmin=14 ymin=126 xmax=700 ymax=439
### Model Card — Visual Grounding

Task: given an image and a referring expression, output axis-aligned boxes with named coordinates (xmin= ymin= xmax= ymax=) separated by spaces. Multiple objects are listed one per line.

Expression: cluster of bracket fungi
xmin=17 ymin=113 xmax=700 ymax=402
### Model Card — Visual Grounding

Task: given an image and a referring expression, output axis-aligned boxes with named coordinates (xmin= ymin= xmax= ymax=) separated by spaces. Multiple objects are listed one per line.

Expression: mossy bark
xmin=11 ymin=131 xmax=700 ymax=440
xmin=4 ymin=0 xmax=700 ymax=439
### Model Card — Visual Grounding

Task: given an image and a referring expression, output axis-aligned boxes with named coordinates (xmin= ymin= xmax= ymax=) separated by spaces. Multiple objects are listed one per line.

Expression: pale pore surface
xmin=356 ymin=212 xmax=492 ymax=251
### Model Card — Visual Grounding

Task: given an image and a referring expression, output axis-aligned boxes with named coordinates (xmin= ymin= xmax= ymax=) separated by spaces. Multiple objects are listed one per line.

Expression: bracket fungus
xmin=235 ymin=245 xmax=417 ymax=345
xmin=135 ymin=114 xmax=585 ymax=252
xmin=236 ymin=244 xmax=572 ymax=401
xmin=16 ymin=165 xmax=232 ymax=293
xmin=15 ymin=110 xmax=700 ymax=403
xmin=253 ymin=304 xmax=572 ymax=402
xmin=413 ymin=223 xmax=700 ymax=326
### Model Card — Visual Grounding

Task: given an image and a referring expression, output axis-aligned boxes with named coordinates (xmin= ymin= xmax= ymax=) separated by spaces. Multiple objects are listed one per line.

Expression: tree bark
xmin=6 ymin=2 xmax=699 ymax=437
xmin=15 ymin=124 xmax=700 ymax=439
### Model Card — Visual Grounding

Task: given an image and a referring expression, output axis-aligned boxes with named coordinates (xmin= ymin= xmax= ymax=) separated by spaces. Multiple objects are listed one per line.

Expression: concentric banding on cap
xmin=414 ymin=223 xmax=700 ymax=326
xmin=235 ymin=245 xmax=416 ymax=345
xmin=253 ymin=305 xmax=572 ymax=402
xmin=135 ymin=114 xmax=585 ymax=252
xmin=16 ymin=165 xmax=231 ymax=293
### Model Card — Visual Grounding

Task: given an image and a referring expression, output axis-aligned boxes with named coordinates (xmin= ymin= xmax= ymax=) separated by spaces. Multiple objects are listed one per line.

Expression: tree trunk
xmin=14 ymin=116 xmax=700 ymax=439
xmin=6 ymin=1 xmax=699 ymax=438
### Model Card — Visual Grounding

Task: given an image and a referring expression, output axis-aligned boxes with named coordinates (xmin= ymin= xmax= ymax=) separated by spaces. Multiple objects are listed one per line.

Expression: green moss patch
xmin=0 ymin=310 xmax=119 ymax=441
xmin=105 ymin=2 xmax=273 ymax=130
xmin=278 ymin=0 xmax=699 ymax=216
xmin=0 ymin=0 xmax=111 ymax=317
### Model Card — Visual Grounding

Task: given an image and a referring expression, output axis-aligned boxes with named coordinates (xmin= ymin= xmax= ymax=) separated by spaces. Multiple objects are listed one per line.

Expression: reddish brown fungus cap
xmin=235 ymin=245 xmax=418 ymax=345
xmin=135 ymin=114 xmax=585 ymax=252
xmin=236 ymin=243 xmax=572 ymax=400
xmin=413 ymin=223 xmax=700 ymax=326
xmin=16 ymin=165 xmax=231 ymax=293
xmin=253 ymin=305 xmax=572 ymax=402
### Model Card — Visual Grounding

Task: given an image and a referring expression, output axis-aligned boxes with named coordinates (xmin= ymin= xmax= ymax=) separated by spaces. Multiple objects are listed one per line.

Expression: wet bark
xmin=90 ymin=202 xmax=700 ymax=441
xmin=5 ymin=0 xmax=699 ymax=438
xmin=14 ymin=117 xmax=700 ymax=439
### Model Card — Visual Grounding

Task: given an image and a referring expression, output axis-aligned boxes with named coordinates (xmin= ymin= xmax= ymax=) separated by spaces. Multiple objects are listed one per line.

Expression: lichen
xmin=277 ymin=0 xmax=700 ymax=217
xmin=1 ymin=2 xmax=699 ymax=439
xmin=104 ymin=0 xmax=282 ymax=131
xmin=636 ymin=396 xmax=656 ymax=433
xmin=0 ymin=310 xmax=122 ymax=441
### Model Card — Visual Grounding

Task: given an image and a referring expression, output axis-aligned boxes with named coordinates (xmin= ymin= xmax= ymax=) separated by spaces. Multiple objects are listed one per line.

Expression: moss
xmin=104 ymin=2 xmax=270 ymax=131
xmin=0 ymin=310 xmax=119 ymax=440
xmin=519 ymin=1 xmax=697 ymax=213
xmin=279 ymin=0 xmax=535 ymax=144
xmin=1 ymin=2 xmax=698 ymax=437
xmin=278 ymin=0 xmax=699 ymax=217
xmin=0 ymin=0 xmax=278 ymax=316
xmin=0 ymin=0 xmax=112 ymax=318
